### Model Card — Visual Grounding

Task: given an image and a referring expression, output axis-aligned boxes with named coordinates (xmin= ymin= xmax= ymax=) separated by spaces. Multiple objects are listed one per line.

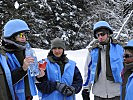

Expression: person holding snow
xmin=36 ymin=37 xmax=83 ymax=100
xmin=121 ymin=39 xmax=133 ymax=100
xmin=0 ymin=19 xmax=37 ymax=100
xmin=82 ymin=21 xmax=124 ymax=100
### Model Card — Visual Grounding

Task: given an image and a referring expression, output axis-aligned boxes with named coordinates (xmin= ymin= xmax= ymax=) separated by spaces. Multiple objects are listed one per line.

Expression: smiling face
xmin=52 ymin=47 xmax=64 ymax=57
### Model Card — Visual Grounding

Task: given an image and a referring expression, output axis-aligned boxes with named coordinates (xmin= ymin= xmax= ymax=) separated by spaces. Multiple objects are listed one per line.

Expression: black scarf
xmin=2 ymin=38 xmax=26 ymax=52
xmin=94 ymin=39 xmax=114 ymax=83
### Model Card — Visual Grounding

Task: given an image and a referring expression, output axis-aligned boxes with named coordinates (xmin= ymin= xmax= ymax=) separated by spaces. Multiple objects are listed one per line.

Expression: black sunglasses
xmin=123 ymin=54 xmax=133 ymax=58
xmin=96 ymin=32 xmax=106 ymax=38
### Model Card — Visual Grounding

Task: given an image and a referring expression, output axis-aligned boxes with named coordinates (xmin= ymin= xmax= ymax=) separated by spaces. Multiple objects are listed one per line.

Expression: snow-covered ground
xmin=33 ymin=48 xmax=94 ymax=100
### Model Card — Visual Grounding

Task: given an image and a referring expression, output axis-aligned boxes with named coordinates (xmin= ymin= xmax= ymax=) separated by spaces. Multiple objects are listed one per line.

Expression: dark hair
xmin=125 ymin=48 xmax=133 ymax=54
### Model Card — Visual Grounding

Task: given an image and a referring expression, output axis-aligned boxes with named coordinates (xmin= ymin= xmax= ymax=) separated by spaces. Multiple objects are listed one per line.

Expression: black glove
xmin=65 ymin=86 xmax=75 ymax=96
xmin=82 ymin=89 xmax=90 ymax=100
xmin=56 ymin=82 xmax=67 ymax=95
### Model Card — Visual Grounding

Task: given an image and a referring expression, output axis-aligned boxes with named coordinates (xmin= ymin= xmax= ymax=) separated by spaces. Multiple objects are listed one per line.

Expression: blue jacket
xmin=1 ymin=53 xmax=37 ymax=100
xmin=0 ymin=54 xmax=15 ymax=100
xmin=42 ymin=58 xmax=75 ymax=100
xmin=125 ymin=73 xmax=133 ymax=100
xmin=89 ymin=43 xmax=124 ymax=83
xmin=37 ymin=58 xmax=82 ymax=100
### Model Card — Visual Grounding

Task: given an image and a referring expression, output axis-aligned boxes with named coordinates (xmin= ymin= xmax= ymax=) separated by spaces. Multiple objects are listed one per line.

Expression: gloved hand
xmin=56 ymin=82 xmax=75 ymax=96
xmin=82 ymin=89 xmax=90 ymax=100
xmin=65 ymin=86 xmax=75 ymax=96
xmin=56 ymin=82 xmax=67 ymax=95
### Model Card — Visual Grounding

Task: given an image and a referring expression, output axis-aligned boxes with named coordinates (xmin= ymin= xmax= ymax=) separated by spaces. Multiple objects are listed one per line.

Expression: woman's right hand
xmin=36 ymin=68 xmax=45 ymax=78
xmin=22 ymin=57 xmax=34 ymax=71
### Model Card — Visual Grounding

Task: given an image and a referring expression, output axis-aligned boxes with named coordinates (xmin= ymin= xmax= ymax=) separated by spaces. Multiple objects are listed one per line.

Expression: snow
xmin=14 ymin=1 xmax=19 ymax=9
xmin=33 ymin=48 xmax=94 ymax=100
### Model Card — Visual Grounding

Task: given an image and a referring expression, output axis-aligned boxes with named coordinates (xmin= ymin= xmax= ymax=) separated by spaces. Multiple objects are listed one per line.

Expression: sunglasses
xmin=96 ymin=32 xmax=106 ymax=38
xmin=16 ymin=32 xmax=30 ymax=38
xmin=123 ymin=54 xmax=133 ymax=58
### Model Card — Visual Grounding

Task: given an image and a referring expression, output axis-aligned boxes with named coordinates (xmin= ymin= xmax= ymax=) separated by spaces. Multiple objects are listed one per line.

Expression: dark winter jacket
xmin=0 ymin=47 xmax=13 ymax=100
xmin=36 ymin=52 xmax=83 ymax=97
xmin=121 ymin=63 xmax=133 ymax=100
xmin=12 ymin=49 xmax=32 ymax=99
xmin=0 ymin=41 xmax=32 ymax=100
xmin=0 ymin=64 xmax=12 ymax=100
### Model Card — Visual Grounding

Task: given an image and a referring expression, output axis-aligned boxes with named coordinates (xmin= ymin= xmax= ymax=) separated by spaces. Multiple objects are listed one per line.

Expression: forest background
xmin=0 ymin=0 xmax=133 ymax=50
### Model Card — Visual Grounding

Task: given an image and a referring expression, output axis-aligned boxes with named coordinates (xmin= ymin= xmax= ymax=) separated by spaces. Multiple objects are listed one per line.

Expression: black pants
xmin=94 ymin=96 xmax=120 ymax=100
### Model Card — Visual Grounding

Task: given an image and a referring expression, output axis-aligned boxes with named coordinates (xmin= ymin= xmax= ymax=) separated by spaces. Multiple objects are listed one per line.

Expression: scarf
xmin=121 ymin=63 xmax=133 ymax=82
xmin=2 ymin=38 xmax=26 ymax=52
xmin=95 ymin=39 xmax=114 ymax=82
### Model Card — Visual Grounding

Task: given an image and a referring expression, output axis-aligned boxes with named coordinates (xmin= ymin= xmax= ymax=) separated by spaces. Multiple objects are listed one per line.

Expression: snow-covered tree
xmin=0 ymin=0 xmax=132 ymax=49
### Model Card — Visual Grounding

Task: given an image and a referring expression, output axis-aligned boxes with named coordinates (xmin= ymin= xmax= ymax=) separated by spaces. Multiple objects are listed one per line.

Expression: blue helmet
xmin=3 ymin=19 xmax=30 ymax=38
xmin=124 ymin=39 xmax=133 ymax=49
xmin=93 ymin=21 xmax=113 ymax=39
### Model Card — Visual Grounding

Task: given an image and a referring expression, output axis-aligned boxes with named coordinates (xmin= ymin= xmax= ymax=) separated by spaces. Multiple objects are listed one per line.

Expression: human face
xmin=96 ymin=32 xmax=108 ymax=42
xmin=15 ymin=32 xmax=27 ymax=42
xmin=52 ymin=47 xmax=63 ymax=57
xmin=124 ymin=50 xmax=133 ymax=64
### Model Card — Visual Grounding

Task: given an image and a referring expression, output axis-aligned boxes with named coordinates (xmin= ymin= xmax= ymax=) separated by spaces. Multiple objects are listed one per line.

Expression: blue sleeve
xmin=125 ymin=76 xmax=133 ymax=100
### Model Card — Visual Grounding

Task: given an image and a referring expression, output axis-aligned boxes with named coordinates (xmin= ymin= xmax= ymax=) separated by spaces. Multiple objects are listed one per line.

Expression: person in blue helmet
xmin=0 ymin=19 xmax=37 ymax=100
xmin=35 ymin=37 xmax=83 ymax=100
xmin=82 ymin=21 xmax=124 ymax=100
xmin=121 ymin=39 xmax=133 ymax=100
